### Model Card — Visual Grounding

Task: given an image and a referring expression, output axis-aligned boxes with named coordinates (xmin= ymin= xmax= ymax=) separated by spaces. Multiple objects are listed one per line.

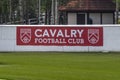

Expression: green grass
xmin=0 ymin=52 xmax=120 ymax=80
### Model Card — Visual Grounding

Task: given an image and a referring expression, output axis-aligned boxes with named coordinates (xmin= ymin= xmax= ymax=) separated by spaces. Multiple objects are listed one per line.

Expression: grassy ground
xmin=0 ymin=52 xmax=120 ymax=80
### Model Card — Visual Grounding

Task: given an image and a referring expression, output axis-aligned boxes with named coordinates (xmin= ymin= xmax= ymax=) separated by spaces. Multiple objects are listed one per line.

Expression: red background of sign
xmin=17 ymin=26 xmax=103 ymax=46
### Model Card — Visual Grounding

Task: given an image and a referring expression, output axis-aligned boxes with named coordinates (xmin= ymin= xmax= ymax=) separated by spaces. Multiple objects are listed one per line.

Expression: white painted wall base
xmin=0 ymin=25 xmax=120 ymax=52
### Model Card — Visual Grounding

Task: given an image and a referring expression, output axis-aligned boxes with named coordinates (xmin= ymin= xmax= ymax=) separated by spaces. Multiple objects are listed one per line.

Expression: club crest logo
xmin=20 ymin=29 xmax=31 ymax=43
xmin=88 ymin=29 xmax=99 ymax=44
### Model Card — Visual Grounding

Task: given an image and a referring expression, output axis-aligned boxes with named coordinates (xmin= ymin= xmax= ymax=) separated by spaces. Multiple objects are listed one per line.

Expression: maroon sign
xmin=17 ymin=26 xmax=103 ymax=46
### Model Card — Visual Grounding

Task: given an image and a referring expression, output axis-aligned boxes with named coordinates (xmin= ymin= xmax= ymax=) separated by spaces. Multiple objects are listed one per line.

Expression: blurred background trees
xmin=0 ymin=0 xmax=118 ymax=24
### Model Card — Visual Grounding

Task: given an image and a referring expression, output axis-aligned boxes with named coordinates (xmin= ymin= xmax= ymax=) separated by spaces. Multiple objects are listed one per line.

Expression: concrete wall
xmin=0 ymin=25 xmax=120 ymax=52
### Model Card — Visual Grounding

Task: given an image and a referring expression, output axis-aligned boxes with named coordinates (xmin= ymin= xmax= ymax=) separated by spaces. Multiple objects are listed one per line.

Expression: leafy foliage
xmin=0 ymin=0 xmax=117 ymax=24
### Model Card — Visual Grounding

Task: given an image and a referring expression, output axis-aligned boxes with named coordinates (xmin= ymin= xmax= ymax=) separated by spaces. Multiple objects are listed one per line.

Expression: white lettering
xmin=35 ymin=29 xmax=42 ymax=37
xmin=71 ymin=30 xmax=77 ymax=37
xmin=68 ymin=38 xmax=84 ymax=44
xmin=77 ymin=30 xmax=84 ymax=37
xmin=43 ymin=29 xmax=50 ymax=37
xmin=35 ymin=29 xmax=84 ymax=38
xmin=35 ymin=38 xmax=66 ymax=44
xmin=57 ymin=30 xmax=64 ymax=37
xmin=50 ymin=29 xmax=57 ymax=37
xmin=65 ymin=29 xmax=70 ymax=37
